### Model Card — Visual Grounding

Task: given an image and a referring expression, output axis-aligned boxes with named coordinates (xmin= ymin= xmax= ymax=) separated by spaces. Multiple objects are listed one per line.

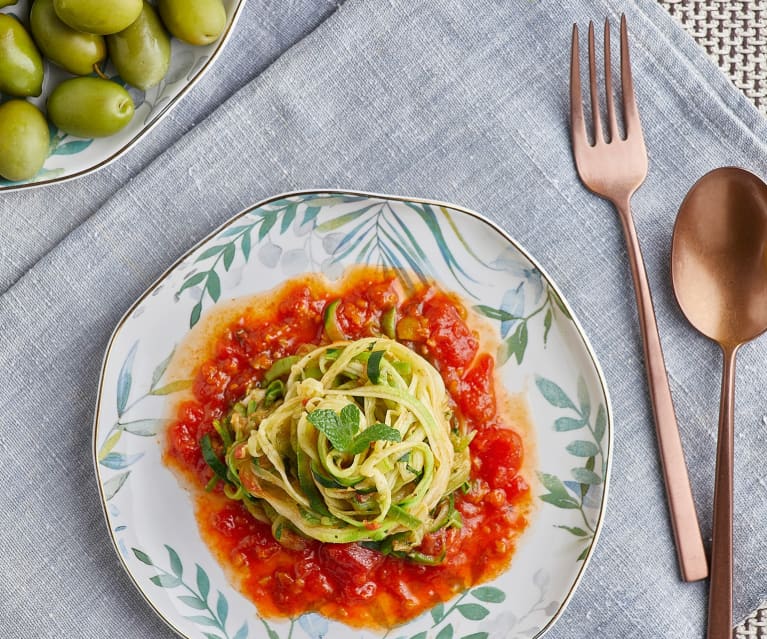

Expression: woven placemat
xmin=737 ymin=606 xmax=767 ymax=638
xmin=659 ymin=0 xmax=767 ymax=113
xmin=655 ymin=3 xmax=767 ymax=634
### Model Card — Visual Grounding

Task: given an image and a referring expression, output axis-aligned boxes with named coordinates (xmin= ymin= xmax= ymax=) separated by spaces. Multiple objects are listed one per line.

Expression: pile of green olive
xmin=0 ymin=0 xmax=227 ymax=182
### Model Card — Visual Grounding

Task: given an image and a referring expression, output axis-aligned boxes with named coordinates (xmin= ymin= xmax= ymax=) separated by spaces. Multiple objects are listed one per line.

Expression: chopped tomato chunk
xmin=319 ymin=543 xmax=385 ymax=585
xmin=471 ymin=426 xmax=525 ymax=499
xmin=457 ymin=353 xmax=497 ymax=424
xmin=422 ymin=295 xmax=478 ymax=369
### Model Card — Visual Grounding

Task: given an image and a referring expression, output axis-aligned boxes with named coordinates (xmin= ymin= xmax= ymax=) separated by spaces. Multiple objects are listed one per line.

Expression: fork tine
xmin=603 ymin=19 xmax=619 ymax=141
xmin=570 ymin=24 xmax=587 ymax=148
xmin=587 ymin=21 xmax=603 ymax=144
xmin=620 ymin=14 xmax=642 ymax=136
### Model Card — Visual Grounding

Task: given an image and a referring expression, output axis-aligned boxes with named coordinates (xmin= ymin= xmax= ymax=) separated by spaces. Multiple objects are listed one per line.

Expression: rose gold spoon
xmin=671 ymin=166 xmax=767 ymax=639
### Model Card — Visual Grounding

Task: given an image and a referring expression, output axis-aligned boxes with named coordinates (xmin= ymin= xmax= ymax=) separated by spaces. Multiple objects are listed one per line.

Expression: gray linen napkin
xmin=2 ymin=0 xmax=767 ymax=636
xmin=0 ymin=0 xmax=342 ymax=293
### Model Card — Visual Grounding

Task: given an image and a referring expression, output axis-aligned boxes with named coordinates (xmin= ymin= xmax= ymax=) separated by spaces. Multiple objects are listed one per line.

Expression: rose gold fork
xmin=570 ymin=16 xmax=708 ymax=582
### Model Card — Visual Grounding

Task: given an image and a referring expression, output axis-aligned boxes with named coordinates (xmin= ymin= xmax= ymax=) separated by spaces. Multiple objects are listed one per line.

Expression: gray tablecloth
xmin=2 ymin=0 xmax=767 ymax=636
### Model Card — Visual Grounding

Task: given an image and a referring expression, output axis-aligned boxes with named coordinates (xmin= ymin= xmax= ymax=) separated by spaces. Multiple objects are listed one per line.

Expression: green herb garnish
xmin=307 ymin=404 xmax=401 ymax=454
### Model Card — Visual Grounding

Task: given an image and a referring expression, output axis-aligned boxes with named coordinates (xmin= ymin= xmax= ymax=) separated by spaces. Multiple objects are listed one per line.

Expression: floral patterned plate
xmin=94 ymin=190 xmax=612 ymax=639
xmin=0 ymin=0 xmax=245 ymax=191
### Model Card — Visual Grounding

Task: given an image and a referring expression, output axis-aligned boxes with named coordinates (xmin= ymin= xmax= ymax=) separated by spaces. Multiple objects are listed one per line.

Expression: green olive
xmin=53 ymin=0 xmax=143 ymax=35
xmin=0 ymin=101 xmax=49 ymax=182
xmin=47 ymin=77 xmax=135 ymax=138
xmin=157 ymin=0 xmax=226 ymax=46
xmin=0 ymin=15 xmax=44 ymax=97
xmin=30 ymin=0 xmax=106 ymax=76
xmin=107 ymin=1 xmax=170 ymax=90
xmin=0 ymin=0 xmax=19 ymax=7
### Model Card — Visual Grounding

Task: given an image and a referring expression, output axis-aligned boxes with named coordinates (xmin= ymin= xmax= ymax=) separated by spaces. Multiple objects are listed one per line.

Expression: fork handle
xmin=616 ymin=197 xmax=709 ymax=583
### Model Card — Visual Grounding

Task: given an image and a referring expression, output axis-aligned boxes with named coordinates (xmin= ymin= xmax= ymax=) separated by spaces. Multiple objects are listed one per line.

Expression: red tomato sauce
xmin=164 ymin=267 xmax=532 ymax=628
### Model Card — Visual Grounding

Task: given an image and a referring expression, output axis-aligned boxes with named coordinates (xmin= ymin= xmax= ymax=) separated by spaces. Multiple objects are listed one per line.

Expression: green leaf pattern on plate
xmin=49 ymin=122 xmax=94 ymax=157
xmin=176 ymin=195 xmax=498 ymax=328
xmin=393 ymin=586 xmax=506 ymax=639
xmin=133 ymin=545 xmax=251 ymax=639
xmin=97 ymin=341 xmax=189 ymax=500
xmin=536 ymin=375 xmax=607 ymax=560
xmin=475 ymin=281 xmax=570 ymax=366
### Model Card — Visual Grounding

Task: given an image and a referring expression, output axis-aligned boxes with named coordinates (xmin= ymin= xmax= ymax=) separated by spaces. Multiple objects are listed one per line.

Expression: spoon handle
xmin=616 ymin=198 xmax=708 ymax=582
xmin=707 ymin=345 xmax=737 ymax=639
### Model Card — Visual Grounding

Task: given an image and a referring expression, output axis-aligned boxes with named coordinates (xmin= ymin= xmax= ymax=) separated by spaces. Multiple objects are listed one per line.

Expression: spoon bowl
xmin=672 ymin=166 xmax=767 ymax=639
xmin=673 ymin=167 xmax=767 ymax=346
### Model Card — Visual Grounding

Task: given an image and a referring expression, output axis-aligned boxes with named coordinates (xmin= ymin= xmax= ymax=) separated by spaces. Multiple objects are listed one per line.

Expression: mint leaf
xmin=348 ymin=423 xmax=402 ymax=454
xmin=309 ymin=406 xmax=400 ymax=454
xmin=308 ymin=408 xmax=355 ymax=451
xmin=339 ymin=404 xmax=360 ymax=432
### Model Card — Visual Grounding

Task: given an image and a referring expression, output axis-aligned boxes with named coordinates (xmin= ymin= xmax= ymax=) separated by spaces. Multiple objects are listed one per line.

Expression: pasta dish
xmin=165 ymin=267 xmax=532 ymax=627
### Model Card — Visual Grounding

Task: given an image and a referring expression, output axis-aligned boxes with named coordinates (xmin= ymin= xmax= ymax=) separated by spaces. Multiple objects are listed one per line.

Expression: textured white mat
xmin=737 ymin=606 xmax=767 ymax=638
xmin=660 ymin=0 xmax=767 ymax=112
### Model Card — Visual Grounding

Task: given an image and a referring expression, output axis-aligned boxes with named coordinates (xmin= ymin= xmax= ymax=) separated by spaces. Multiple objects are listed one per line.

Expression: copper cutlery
xmin=672 ymin=167 xmax=767 ymax=638
xmin=569 ymin=16 xmax=708 ymax=582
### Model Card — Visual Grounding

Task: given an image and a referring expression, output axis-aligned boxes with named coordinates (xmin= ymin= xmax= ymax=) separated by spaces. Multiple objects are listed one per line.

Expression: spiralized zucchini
xmin=211 ymin=337 xmax=471 ymax=562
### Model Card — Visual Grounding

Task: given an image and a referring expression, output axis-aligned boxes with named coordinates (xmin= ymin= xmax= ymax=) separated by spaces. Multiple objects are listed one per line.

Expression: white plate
xmin=94 ymin=190 xmax=612 ymax=639
xmin=0 ymin=0 xmax=245 ymax=191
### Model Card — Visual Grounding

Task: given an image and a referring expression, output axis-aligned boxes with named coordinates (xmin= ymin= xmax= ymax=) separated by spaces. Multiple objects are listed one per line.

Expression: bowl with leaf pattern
xmin=94 ymin=190 xmax=612 ymax=639
xmin=0 ymin=0 xmax=245 ymax=192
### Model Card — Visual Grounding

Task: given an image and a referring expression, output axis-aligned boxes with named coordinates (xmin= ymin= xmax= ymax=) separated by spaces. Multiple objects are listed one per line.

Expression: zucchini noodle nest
xmin=205 ymin=337 xmax=472 ymax=563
